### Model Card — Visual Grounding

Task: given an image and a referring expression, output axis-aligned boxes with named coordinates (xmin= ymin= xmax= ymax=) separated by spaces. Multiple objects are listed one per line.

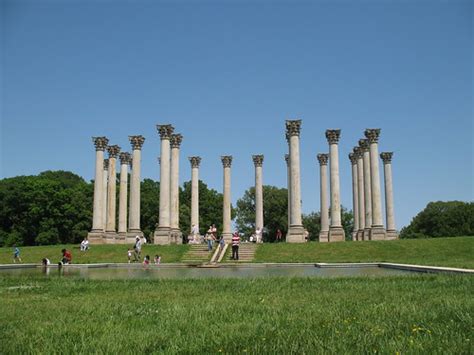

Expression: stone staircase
xmin=227 ymin=243 xmax=257 ymax=262
xmin=181 ymin=244 xmax=214 ymax=264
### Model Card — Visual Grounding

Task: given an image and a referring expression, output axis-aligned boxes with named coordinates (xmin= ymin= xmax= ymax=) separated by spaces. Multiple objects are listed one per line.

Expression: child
xmin=154 ymin=255 xmax=161 ymax=265
xmin=143 ymin=255 xmax=150 ymax=265
xmin=127 ymin=248 xmax=133 ymax=263
xmin=13 ymin=245 xmax=21 ymax=263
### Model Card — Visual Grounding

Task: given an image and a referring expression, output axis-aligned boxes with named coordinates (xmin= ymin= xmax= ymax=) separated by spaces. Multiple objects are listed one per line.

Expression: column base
xmin=287 ymin=225 xmax=305 ymax=243
xmin=318 ymin=230 xmax=329 ymax=243
xmin=87 ymin=231 xmax=105 ymax=244
xmin=351 ymin=231 xmax=358 ymax=241
xmin=363 ymin=228 xmax=372 ymax=241
xmin=170 ymin=229 xmax=183 ymax=244
xmin=154 ymin=227 xmax=171 ymax=245
xmin=221 ymin=232 xmax=232 ymax=243
xmin=115 ymin=233 xmax=127 ymax=244
xmin=104 ymin=232 xmax=118 ymax=244
xmin=370 ymin=226 xmax=386 ymax=240
xmin=328 ymin=226 xmax=345 ymax=242
xmin=356 ymin=229 xmax=364 ymax=241
xmin=386 ymin=230 xmax=399 ymax=240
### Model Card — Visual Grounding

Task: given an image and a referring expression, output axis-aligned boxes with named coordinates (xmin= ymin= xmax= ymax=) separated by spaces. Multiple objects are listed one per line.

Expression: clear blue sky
xmin=1 ymin=0 xmax=473 ymax=229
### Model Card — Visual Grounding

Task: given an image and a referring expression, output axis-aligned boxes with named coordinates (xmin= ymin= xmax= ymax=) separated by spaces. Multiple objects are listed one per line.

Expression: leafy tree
xmin=140 ymin=179 xmax=160 ymax=239
xmin=400 ymin=201 xmax=474 ymax=238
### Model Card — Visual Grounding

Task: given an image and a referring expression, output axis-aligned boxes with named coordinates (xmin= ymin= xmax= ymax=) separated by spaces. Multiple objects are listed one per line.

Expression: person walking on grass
xmin=276 ymin=229 xmax=282 ymax=242
xmin=231 ymin=230 xmax=240 ymax=261
xmin=13 ymin=245 xmax=22 ymax=263
xmin=133 ymin=236 xmax=142 ymax=262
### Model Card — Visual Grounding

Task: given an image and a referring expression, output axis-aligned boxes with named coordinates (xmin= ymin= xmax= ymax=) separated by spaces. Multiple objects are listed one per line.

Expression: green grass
xmin=0 ymin=275 xmax=472 ymax=353
xmin=0 ymin=244 xmax=189 ymax=264
xmin=254 ymin=237 xmax=474 ymax=269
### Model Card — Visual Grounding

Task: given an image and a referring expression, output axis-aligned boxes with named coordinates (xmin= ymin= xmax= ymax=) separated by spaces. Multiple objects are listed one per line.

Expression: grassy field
xmin=1 ymin=237 xmax=473 ymax=269
xmin=255 ymin=237 xmax=474 ymax=269
xmin=0 ymin=244 xmax=189 ymax=264
xmin=0 ymin=274 xmax=472 ymax=353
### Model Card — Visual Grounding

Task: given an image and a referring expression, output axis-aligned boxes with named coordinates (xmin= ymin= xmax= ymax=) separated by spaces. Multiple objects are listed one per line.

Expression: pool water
xmin=0 ymin=264 xmax=423 ymax=279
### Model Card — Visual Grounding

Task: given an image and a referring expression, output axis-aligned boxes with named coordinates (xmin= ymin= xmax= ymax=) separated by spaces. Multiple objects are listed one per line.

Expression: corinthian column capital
xmin=349 ymin=153 xmax=357 ymax=165
xmin=221 ymin=156 xmax=233 ymax=168
xmin=325 ymin=129 xmax=341 ymax=144
xmin=170 ymin=134 xmax=183 ymax=149
xmin=358 ymin=139 xmax=370 ymax=152
xmin=129 ymin=135 xmax=145 ymax=150
xmin=252 ymin=155 xmax=264 ymax=167
xmin=285 ymin=119 xmax=302 ymax=137
xmin=119 ymin=152 xmax=132 ymax=165
xmin=353 ymin=147 xmax=363 ymax=159
xmin=156 ymin=124 xmax=174 ymax=140
xmin=189 ymin=156 xmax=201 ymax=168
xmin=92 ymin=136 xmax=109 ymax=151
xmin=380 ymin=152 xmax=393 ymax=163
xmin=365 ymin=128 xmax=381 ymax=144
xmin=317 ymin=153 xmax=329 ymax=166
xmin=107 ymin=145 xmax=121 ymax=158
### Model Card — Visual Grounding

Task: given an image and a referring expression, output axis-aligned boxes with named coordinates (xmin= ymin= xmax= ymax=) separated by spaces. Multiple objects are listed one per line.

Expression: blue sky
xmin=1 ymin=0 xmax=473 ymax=229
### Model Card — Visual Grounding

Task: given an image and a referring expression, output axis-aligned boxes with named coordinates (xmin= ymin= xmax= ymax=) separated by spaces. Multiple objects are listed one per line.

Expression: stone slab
xmin=328 ymin=226 xmax=345 ymax=242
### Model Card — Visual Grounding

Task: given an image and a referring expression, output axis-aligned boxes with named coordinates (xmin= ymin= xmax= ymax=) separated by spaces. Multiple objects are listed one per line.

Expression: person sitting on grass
xmin=42 ymin=258 xmax=50 ymax=266
xmin=154 ymin=255 xmax=161 ymax=265
xmin=143 ymin=255 xmax=150 ymax=266
xmin=13 ymin=245 xmax=22 ymax=263
xmin=59 ymin=248 xmax=72 ymax=265
xmin=127 ymin=248 xmax=133 ymax=263
xmin=80 ymin=237 xmax=89 ymax=251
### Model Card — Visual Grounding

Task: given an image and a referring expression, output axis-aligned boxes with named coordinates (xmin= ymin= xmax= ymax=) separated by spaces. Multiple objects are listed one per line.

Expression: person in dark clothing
xmin=231 ymin=230 xmax=240 ymax=261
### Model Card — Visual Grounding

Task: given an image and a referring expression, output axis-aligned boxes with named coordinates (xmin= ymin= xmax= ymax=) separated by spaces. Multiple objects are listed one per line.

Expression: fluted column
xmin=317 ymin=154 xmax=329 ymax=243
xmin=118 ymin=152 xmax=131 ymax=238
xmin=381 ymin=152 xmax=398 ymax=239
xmin=325 ymin=129 xmax=345 ymax=242
xmin=285 ymin=154 xmax=291 ymax=238
xmin=170 ymin=134 xmax=183 ymax=244
xmin=89 ymin=137 xmax=109 ymax=243
xmin=189 ymin=157 xmax=201 ymax=236
xmin=105 ymin=145 xmax=120 ymax=239
xmin=349 ymin=153 xmax=359 ymax=241
xmin=354 ymin=147 xmax=365 ymax=241
xmin=365 ymin=129 xmax=386 ymax=240
xmin=286 ymin=120 xmax=305 ymax=242
xmin=221 ymin=156 xmax=233 ymax=242
xmin=253 ymin=155 xmax=264 ymax=233
xmin=154 ymin=124 xmax=174 ymax=244
xmin=102 ymin=159 xmax=109 ymax=232
xmin=359 ymin=139 xmax=372 ymax=240
xmin=128 ymin=135 xmax=145 ymax=239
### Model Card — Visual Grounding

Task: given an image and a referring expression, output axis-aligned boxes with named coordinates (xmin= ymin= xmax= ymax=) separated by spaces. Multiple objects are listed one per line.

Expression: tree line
xmin=0 ymin=170 xmax=472 ymax=246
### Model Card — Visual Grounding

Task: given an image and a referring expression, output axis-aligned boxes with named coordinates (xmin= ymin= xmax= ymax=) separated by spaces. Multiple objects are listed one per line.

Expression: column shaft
xmin=118 ymin=161 xmax=129 ymax=234
xmin=253 ymin=155 xmax=264 ymax=232
xmin=169 ymin=134 xmax=183 ymax=244
xmin=381 ymin=152 xmax=398 ymax=239
xmin=285 ymin=155 xmax=291 ymax=236
xmin=128 ymin=142 xmax=143 ymax=235
xmin=222 ymin=156 xmax=232 ymax=241
xmin=159 ymin=139 xmax=171 ymax=228
xmin=361 ymin=143 xmax=372 ymax=240
xmin=106 ymin=157 xmax=117 ymax=233
xmin=191 ymin=167 xmax=199 ymax=229
xmin=356 ymin=152 xmax=365 ymax=241
xmin=350 ymin=154 xmax=359 ymax=240
xmin=318 ymin=154 xmax=329 ymax=243
xmin=92 ymin=150 xmax=104 ymax=231
xmin=102 ymin=161 xmax=108 ymax=232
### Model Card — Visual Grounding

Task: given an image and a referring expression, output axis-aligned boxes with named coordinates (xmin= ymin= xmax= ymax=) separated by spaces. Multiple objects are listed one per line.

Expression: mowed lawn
xmin=0 ymin=244 xmax=189 ymax=264
xmin=0 ymin=275 xmax=472 ymax=353
xmin=255 ymin=237 xmax=474 ymax=269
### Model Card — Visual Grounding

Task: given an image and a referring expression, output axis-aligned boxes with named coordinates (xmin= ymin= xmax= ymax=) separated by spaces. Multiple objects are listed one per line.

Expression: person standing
xmin=255 ymin=227 xmax=263 ymax=243
xmin=275 ymin=229 xmax=282 ymax=242
xmin=133 ymin=236 xmax=142 ymax=262
xmin=13 ymin=245 xmax=21 ymax=263
xmin=231 ymin=230 xmax=240 ymax=261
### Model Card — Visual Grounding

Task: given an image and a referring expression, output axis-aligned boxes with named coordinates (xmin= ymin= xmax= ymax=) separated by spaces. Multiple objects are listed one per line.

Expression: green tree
xmin=400 ymin=201 xmax=474 ymax=238
xmin=140 ymin=179 xmax=160 ymax=239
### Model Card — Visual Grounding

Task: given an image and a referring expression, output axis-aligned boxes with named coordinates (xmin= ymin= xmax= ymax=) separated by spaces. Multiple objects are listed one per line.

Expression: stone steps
xmin=227 ymin=243 xmax=257 ymax=262
xmin=181 ymin=244 xmax=215 ymax=263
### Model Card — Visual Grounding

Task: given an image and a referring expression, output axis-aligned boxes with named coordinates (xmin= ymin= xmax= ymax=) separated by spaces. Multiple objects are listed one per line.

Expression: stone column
xmin=118 ymin=152 xmax=131 ymax=239
xmin=105 ymin=145 xmax=121 ymax=241
xmin=353 ymin=147 xmax=365 ymax=241
xmin=221 ymin=156 xmax=233 ymax=242
xmin=170 ymin=134 xmax=183 ymax=244
xmin=128 ymin=135 xmax=145 ymax=240
xmin=252 ymin=155 xmax=264 ymax=233
xmin=189 ymin=156 xmax=201 ymax=237
xmin=286 ymin=120 xmax=305 ymax=242
xmin=154 ymin=124 xmax=174 ymax=244
xmin=317 ymin=154 xmax=329 ymax=242
xmin=365 ymin=129 xmax=386 ymax=240
xmin=381 ymin=152 xmax=398 ymax=239
xmin=359 ymin=139 xmax=372 ymax=240
xmin=349 ymin=153 xmax=359 ymax=241
xmin=325 ymin=129 xmax=345 ymax=242
xmin=102 ymin=159 xmax=109 ymax=232
xmin=88 ymin=136 xmax=109 ymax=243
xmin=285 ymin=154 xmax=291 ymax=239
